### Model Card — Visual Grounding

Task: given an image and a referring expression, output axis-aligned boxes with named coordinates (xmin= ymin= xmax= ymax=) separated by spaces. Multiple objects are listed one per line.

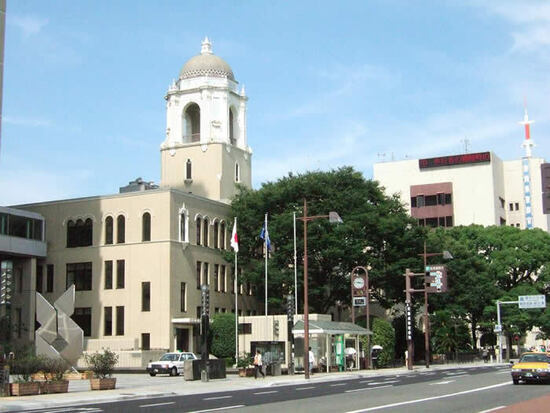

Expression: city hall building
xmin=1 ymin=38 xmax=260 ymax=366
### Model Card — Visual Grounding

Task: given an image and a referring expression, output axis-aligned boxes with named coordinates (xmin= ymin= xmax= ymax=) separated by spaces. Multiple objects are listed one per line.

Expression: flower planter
xmin=10 ymin=382 xmax=40 ymax=396
xmin=238 ymin=367 xmax=255 ymax=377
xmin=40 ymin=380 xmax=69 ymax=394
xmin=90 ymin=377 xmax=116 ymax=390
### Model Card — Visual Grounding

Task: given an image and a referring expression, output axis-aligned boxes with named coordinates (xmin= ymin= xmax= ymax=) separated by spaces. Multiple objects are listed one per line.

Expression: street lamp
xmin=298 ymin=199 xmax=342 ymax=379
xmin=419 ymin=241 xmax=453 ymax=368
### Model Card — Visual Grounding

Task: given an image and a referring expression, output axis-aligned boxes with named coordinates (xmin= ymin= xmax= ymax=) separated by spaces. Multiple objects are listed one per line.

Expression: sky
xmin=1 ymin=0 xmax=550 ymax=206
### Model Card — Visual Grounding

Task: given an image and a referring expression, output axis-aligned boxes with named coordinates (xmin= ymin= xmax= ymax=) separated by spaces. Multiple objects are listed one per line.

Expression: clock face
xmin=353 ymin=277 xmax=365 ymax=289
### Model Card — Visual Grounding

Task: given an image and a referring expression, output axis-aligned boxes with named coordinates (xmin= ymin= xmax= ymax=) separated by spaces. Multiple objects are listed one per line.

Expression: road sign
xmin=518 ymin=295 xmax=546 ymax=309
xmin=493 ymin=324 xmax=502 ymax=333
xmin=353 ymin=297 xmax=366 ymax=307
xmin=425 ymin=265 xmax=447 ymax=293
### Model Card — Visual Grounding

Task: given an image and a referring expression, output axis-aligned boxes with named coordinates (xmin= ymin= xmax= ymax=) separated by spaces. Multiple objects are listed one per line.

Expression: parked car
xmin=511 ymin=352 xmax=550 ymax=384
xmin=146 ymin=352 xmax=198 ymax=376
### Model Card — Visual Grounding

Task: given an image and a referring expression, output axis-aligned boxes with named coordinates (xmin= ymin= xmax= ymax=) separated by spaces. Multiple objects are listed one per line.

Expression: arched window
xmin=220 ymin=221 xmax=226 ymax=250
xmin=142 ymin=212 xmax=151 ymax=242
xmin=235 ymin=163 xmax=240 ymax=183
xmin=213 ymin=221 xmax=219 ymax=249
xmin=179 ymin=208 xmax=188 ymax=242
xmin=203 ymin=217 xmax=209 ymax=247
xmin=105 ymin=216 xmax=113 ymax=245
xmin=83 ymin=218 xmax=93 ymax=246
xmin=186 ymin=159 xmax=192 ymax=180
xmin=229 ymin=108 xmax=236 ymax=145
xmin=196 ymin=216 xmax=202 ymax=245
xmin=183 ymin=103 xmax=201 ymax=143
xmin=67 ymin=218 xmax=93 ymax=247
xmin=117 ymin=215 xmax=125 ymax=244
xmin=67 ymin=220 xmax=76 ymax=247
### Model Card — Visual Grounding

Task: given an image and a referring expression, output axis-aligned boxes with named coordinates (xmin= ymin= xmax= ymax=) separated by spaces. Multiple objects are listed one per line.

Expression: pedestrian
xmin=482 ymin=348 xmax=488 ymax=363
xmin=253 ymin=350 xmax=265 ymax=379
xmin=308 ymin=347 xmax=315 ymax=375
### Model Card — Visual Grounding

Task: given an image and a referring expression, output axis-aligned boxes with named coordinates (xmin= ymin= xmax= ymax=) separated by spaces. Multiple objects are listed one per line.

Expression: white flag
xmin=231 ymin=220 xmax=239 ymax=252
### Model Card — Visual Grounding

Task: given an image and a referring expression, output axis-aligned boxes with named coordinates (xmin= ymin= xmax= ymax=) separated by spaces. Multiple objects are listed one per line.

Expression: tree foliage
xmin=229 ymin=167 xmax=423 ymax=314
xmin=209 ymin=313 xmax=236 ymax=359
xmin=369 ymin=318 xmax=395 ymax=367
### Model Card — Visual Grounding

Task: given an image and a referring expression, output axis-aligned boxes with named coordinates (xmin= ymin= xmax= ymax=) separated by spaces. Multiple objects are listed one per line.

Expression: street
xmin=8 ymin=365 xmax=550 ymax=413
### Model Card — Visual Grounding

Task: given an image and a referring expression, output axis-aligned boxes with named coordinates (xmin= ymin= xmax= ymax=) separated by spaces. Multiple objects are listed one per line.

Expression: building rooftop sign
xmin=419 ymin=152 xmax=491 ymax=169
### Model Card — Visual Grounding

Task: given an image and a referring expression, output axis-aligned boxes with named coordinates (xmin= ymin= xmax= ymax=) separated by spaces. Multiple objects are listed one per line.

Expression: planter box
xmin=238 ymin=367 xmax=255 ymax=377
xmin=90 ymin=377 xmax=116 ymax=390
xmin=40 ymin=380 xmax=69 ymax=394
xmin=10 ymin=382 xmax=40 ymax=396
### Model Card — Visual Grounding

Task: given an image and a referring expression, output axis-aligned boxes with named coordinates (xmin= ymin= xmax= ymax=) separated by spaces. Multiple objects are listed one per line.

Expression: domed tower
xmin=160 ymin=37 xmax=252 ymax=203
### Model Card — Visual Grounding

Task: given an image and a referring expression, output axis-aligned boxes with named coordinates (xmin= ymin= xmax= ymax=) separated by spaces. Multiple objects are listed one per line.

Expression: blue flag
xmin=259 ymin=222 xmax=271 ymax=252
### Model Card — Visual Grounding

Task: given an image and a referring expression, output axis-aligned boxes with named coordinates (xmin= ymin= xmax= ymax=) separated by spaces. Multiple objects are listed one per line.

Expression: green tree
xmin=229 ymin=167 xmax=424 ymax=314
xmin=209 ymin=313 xmax=236 ymax=359
xmin=369 ymin=318 xmax=395 ymax=367
xmin=431 ymin=310 xmax=472 ymax=359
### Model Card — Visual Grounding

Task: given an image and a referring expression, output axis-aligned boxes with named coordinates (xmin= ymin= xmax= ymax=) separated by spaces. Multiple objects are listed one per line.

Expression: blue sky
xmin=1 ymin=0 xmax=550 ymax=205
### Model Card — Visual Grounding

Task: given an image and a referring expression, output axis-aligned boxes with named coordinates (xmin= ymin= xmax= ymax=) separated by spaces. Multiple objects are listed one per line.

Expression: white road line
xmin=330 ymin=383 xmax=347 ymax=387
xmin=429 ymin=380 xmax=455 ymax=385
xmin=346 ymin=385 xmax=393 ymax=393
xmin=345 ymin=381 xmax=511 ymax=412
xmin=478 ymin=406 xmax=505 ymax=413
xmin=368 ymin=380 xmax=399 ymax=385
xmin=359 ymin=380 xmax=373 ymax=383
xmin=296 ymin=386 xmax=316 ymax=390
xmin=188 ymin=405 xmax=245 ymax=413
xmin=253 ymin=390 xmax=278 ymax=395
xmin=139 ymin=402 xmax=175 ymax=408
xmin=203 ymin=395 xmax=233 ymax=401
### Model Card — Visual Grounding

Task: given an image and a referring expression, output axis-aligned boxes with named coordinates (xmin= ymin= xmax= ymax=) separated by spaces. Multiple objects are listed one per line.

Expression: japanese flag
xmin=231 ymin=220 xmax=239 ymax=252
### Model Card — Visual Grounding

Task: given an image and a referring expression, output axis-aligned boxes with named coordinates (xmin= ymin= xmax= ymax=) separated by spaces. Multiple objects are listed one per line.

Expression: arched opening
xmin=186 ymin=159 xmax=192 ymax=180
xmin=67 ymin=218 xmax=93 ymax=247
xmin=183 ymin=103 xmax=201 ymax=143
xmin=196 ymin=216 xmax=202 ymax=245
xmin=117 ymin=215 xmax=125 ymax=244
xmin=235 ymin=162 xmax=240 ymax=183
xmin=203 ymin=217 xmax=209 ymax=247
xmin=142 ymin=212 xmax=151 ymax=242
xmin=229 ymin=107 xmax=236 ymax=145
xmin=105 ymin=216 xmax=113 ymax=244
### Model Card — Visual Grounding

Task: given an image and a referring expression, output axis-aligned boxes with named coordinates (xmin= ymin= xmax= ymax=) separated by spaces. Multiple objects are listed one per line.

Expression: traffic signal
xmin=286 ymin=294 xmax=294 ymax=319
xmin=201 ymin=285 xmax=210 ymax=317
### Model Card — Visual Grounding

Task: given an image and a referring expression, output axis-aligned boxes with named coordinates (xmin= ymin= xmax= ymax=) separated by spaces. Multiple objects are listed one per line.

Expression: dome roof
xmin=179 ymin=38 xmax=235 ymax=81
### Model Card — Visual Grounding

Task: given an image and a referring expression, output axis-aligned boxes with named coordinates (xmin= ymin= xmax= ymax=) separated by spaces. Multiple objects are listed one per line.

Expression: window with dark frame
xmin=515 ymin=202 xmax=519 ymax=210
xmin=196 ymin=218 xmax=201 ymax=245
xmin=46 ymin=264 xmax=54 ymax=293
xmin=67 ymin=218 xmax=93 ymax=248
xmin=104 ymin=306 xmax=112 ymax=336
xmin=186 ymin=159 xmax=192 ymax=180
xmin=66 ymin=262 xmax=92 ymax=291
xmin=180 ymin=282 xmax=186 ymax=312
xmin=72 ymin=307 xmax=92 ymax=336
xmin=142 ymin=212 xmax=151 ymax=242
xmin=221 ymin=265 xmax=226 ymax=292
xmin=220 ymin=222 xmax=225 ymax=250
xmin=117 ymin=215 xmax=125 ymax=244
xmin=105 ymin=260 xmax=113 ymax=289
xmin=36 ymin=264 xmax=43 ymax=294
xmin=213 ymin=222 xmax=219 ymax=249
xmin=105 ymin=216 xmax=113 ymax=244
xmin=116 ymin=260 xmax=125 ymax=289
xmin=417 ymin=195 xmax=425 ymax=207
xmin=214 ymin=264 xmax=219 ymax=292
xmin=116 ymin=306 xmax=124 ymax=335
xmin=196 ymin=261 xmax=201 ymax=289
xmin=142 ymin=333 xmax=151 ymax=351
xmin=142 ymin=281 xmax=151 ymax=312
xmin=203 ymin=217 xmax=209 ymax=247
xmin=203 ymin=262 xmax=209 ymax=286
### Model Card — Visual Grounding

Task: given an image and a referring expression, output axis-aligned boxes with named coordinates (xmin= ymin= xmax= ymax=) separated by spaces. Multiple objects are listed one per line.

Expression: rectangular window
xmin=416 ymin=195 xmax=425 ymax=207
xmin=445 ymin=216 xmax=453 ymax=227
xmin=220 ymin=223 xmax=225 ymax=250
xmin=180 ymin=282 xmax=186 ymax=312
xmin=425 ymin=195 xmax=437 ymax=206
xmin=105 ymin=260 xmax=113 ymax=289
xmin=46 ymin=264 xmax=54 ymax=293
xmin=203 ymin=262 xmax=209 ymax=286
xmin=410 ymin=197 xmax=417 ymax=208
xmin=445 ymin=193 xmax=452 ymax=204
xmin=425 ymin=217 xmax=438 ymax=227
xmin=66 ymin=262 xmax=92 ymax=291
xmin=509 ymin=203 xmax=514 ymax=211
xmin=72 ymin=307 xmax=92 ymax=336
xmin=142 ymin=333 xmax=150 ymax=351
xmin=116 ymin=306 xmax=124 ymax=336
xmin=104 ymin=306 xmax=112 ymax=336
xmin=214 ymin=264 xmax=219 ymax=292
xmin=116 ymin=260 xmax=125 ymax=289
xmin=142 ymin=282 xmax=151 ymax=312
xmin=196 ymin=261 xmax=201 ymax=289
xmin=515 ymin=202 xmax=519 ymax=210
xmin=196 ymin=219 xmax=201 ymax=245
xmin=221 ymin=265 xmax=226 ymax=292
xmin=437 ymin=193 xmax=445 ymax=205
xmin=213 ymin=223 xmax=219 ymax=249
xmin=196 ymin=306 xmax=202 ymax=319
xmin=36 ymin=264 xmax=43 ymax=293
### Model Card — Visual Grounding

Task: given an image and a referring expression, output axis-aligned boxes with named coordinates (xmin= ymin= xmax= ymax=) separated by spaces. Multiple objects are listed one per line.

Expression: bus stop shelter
xmin=292 ymin=320 xmax=372 ymax=372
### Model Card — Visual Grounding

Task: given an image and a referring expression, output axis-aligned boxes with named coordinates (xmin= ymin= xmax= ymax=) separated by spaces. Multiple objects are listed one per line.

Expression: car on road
xmin=146 ymin=352 xmax=198 ymax=376
xmin=511 ymin=352 xmax=550 ymax=384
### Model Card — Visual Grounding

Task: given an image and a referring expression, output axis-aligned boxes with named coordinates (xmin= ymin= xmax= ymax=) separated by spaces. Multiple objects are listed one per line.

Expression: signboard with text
xmin=518 ymin=295 xmax=546 ymax=309
xmin=425 ymin=265 xmax=447 ymax=293
xmin=419 ymin=152 xmax=491 ymax=170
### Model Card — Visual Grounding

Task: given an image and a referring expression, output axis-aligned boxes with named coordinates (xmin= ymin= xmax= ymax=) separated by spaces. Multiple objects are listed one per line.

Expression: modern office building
xmin=2 ymin=38 xmax=260 ymax=366
xmin=373 ymin=110 xmax=550 ymax=232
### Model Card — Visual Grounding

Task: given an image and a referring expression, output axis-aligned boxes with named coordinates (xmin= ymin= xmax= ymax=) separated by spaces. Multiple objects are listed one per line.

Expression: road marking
xmin=346 ymin=385 xmax=393 ymax=393
xmin=139 ymin=402 xmax=175 ymax=408
xmin=330 ymin=383 xmax=347 ymax=387
xmin=188 ymin=406 xmax=245 ymax=413
xmin=203 ymin=395 xmax=233 ymax=401
xmin=296 ymin=386 xmax=316 ymax=390
xmin=477 ymin=407 xmax=505 ymax=413
xmin=344 ymin=381 xmax=511 ymax=412
xmin=496 ymin=371 xmax=511 ymax=375
xmin=368 ymin=380 xmax=399 ymax=385
xmin=429 ymin=380 xmax=455 ymax=385
xmin=253 ymin=390 xmax=278 ymax=395
xmin=359 ymin=380 xmax=373 ymax=383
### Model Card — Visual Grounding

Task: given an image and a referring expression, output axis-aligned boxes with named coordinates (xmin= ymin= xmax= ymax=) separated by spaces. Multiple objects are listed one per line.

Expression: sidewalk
xmin=0 ymin=362 xmax=504 ymax=412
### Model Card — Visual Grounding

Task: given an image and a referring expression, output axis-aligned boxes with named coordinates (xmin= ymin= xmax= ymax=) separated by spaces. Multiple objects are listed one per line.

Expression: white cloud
xmin=10 ymin=15 xmax=48 ymax=38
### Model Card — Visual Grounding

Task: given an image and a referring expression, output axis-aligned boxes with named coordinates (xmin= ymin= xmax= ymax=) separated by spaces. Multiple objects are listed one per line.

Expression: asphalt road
xmin=14 ymin=366 xmax=550 ymax=413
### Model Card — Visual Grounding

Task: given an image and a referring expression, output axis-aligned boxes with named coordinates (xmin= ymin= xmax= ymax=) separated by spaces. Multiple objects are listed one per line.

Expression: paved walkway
xmin=0 ymin=362 xmax=505 ymax=412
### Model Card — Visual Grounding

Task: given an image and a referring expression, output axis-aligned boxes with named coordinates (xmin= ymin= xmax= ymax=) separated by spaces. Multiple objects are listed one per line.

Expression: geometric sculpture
xmin=35 ymin=285 xmax=83 ymax=367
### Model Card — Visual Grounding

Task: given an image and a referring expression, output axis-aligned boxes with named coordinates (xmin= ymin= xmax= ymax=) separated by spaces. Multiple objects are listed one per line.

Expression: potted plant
xmin=85 ymin=349 xmax=119 ymax=390
xmin=39 ymin=357 xmax=70 ymax=394
xmin=9 ymin=355 xmax=42 ymax=396
xmin=237 ymin=353 xmax=254 ymax=377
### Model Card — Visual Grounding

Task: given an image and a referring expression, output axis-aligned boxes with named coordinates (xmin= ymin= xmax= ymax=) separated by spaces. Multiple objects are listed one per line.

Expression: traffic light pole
xmin=201 ymin=285 xmax=210 ymax=382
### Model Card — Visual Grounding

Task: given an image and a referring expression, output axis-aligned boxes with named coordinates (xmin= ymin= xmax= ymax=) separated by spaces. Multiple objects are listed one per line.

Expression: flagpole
xmin=293 ymin=212 xmax=298 ymax=315
xmin=232 ymin=217 xmax=239 ymax=365
xmin=264 ymin=213 xmax=268 ymax=319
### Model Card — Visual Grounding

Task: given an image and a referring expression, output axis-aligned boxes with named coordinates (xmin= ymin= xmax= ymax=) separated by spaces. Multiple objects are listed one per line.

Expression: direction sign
xmin=425 ymin=265 xmax=447 ymax=293
xmin=518 ymin=295 xmax=546 ymax=309
xmin=493 ymin=324 xmax=502 ymax=333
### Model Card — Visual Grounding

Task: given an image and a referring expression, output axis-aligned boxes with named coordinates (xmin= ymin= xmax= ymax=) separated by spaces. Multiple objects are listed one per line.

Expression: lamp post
xmin=419 ymin=241 xmax=453 ymax=368
xmin=298 ymin=199 xmax=342 ymax=379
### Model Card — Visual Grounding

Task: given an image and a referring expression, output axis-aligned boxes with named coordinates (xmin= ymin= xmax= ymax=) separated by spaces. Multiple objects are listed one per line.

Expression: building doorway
xmin=176 ymin=328 xmax=189 ymax=352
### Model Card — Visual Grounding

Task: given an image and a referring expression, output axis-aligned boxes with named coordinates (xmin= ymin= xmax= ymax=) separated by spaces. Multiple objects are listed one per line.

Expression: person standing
xmin=254 ymin=350 xmax=265 ymax=379
xmin=308 ymin=347 xmax=315 ymax=375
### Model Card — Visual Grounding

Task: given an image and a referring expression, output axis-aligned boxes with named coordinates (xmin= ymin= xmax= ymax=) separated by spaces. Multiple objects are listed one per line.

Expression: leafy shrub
xmin=85 ymin=349 xmax=118 ymax=379
xmin=209 ymin=313 xmax=236 ymax=359
xmin=237 ymin=352 xmax=253 ymax=369
xmin=9 ymin=354 xmax=44 ymax=382
xmin=40 ymin=357 xmax=70 ymax=382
